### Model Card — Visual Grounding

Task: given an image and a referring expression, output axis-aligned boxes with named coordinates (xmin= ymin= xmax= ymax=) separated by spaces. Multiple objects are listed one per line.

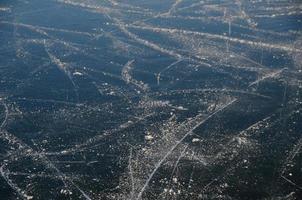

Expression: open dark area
xmin=0 ymin=0 xmax=302 ymax=199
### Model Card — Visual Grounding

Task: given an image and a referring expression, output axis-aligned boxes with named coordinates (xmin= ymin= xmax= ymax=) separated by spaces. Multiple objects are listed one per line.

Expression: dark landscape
xmin=0 ymin=0 xmax=302 ymax=199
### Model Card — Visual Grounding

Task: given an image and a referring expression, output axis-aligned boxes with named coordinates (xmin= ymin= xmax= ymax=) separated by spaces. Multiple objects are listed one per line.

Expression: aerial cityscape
xmin=0 ymin=0 xmax=302 ymax=199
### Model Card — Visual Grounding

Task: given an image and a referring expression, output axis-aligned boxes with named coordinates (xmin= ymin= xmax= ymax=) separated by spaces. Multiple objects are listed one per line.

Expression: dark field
xmin=0 ymin=0 xmax=302 ymax=199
